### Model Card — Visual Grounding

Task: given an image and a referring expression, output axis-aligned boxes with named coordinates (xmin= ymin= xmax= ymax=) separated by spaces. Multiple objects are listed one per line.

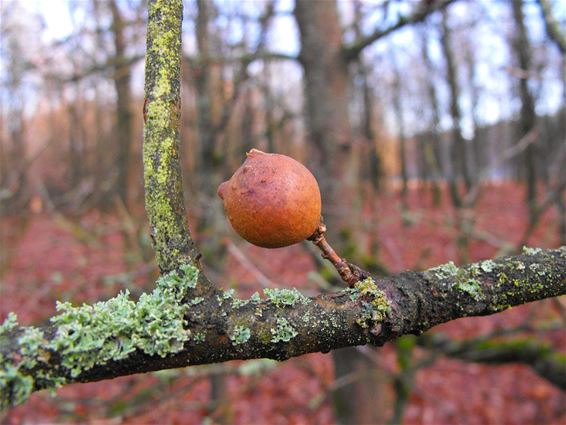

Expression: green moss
xmin=230 ymin=326 xmax=251 ymax=346
xmin=49 ymin=265 xmax=198 ymax=376
xmin=263 ymin=288 xmax=308 ymax=307
xmin=529 ymin=263 xmax=547 ymax=277
xmin=142 ymin=0 xmax=187 ymax=272
xmin=270 ymin=318 xmax=298 ymax=343
xmin=250 ymin=292 xmax=261 ymax=303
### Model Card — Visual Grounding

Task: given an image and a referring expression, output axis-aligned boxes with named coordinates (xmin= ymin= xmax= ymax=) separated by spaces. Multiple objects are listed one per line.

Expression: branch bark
xmin=141 ymin=0 xmax=202 ymax=275
xmin=2 ymin=0 xmax=566 ymax=413
xmin=1 ymin=247 xmax=565 ymax=409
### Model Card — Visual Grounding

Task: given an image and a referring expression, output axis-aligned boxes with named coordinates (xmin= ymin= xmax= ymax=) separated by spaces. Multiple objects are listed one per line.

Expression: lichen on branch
xmin=1 ymin=247 xmax=565 ymax=410
xmin=142 ymin=0 xmax=200 ymax=273
xmin=0 ymin=265 xmax=200 ymax=410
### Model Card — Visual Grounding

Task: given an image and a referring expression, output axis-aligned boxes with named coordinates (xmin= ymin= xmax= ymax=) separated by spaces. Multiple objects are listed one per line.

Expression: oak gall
xmin=218 ymin=149 xmax=321 ymax=248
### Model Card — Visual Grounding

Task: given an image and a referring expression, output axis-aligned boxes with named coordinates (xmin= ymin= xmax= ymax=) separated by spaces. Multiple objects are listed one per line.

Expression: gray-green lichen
xmin=263 ymin=288 xmax=308 ymax=307
xmin=522 ymin=246 xmax=543 ymax=256
xmin=349 ymin=277 xmax=391 ymax=329
xmin=231 ymin=298 xmax=250 ymax=309
xmin=230 ymin=326 xmax=251 ymax=346
xmin=190 ymin=297 xmax=204 ymax=305
xmin=192 ymin=331 xmax=206 ymax=344
xmin=270 ymin=318 xmax=298 ymax=343
xmin=454 ymin=279 xmax=483 ymax=301
xmin=480 ymin=260 xmax=496 ymax=273
xmin=0 ymin=313 xmax=18 ymax=335
xmin=428 ymin=261 xmax=459 ymax=279
xmin=1 ymin=265 xmax=199 ymax=410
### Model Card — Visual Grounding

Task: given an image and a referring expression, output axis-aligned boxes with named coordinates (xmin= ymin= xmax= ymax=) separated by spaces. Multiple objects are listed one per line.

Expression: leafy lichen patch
xmin=479 ymin=260 xmax=497 ymax=273
xmin=270 ymin=318 xmax=298 ymax=343
xmin=0 ymin=265 xmax=199 ymax=410
xmin=522 ymin=246 xmax=543 ymax=256
xmin=454 ymin=279 xmax=483 ymax=301
xmin=0 ymin=313 xmax=18 ymax=335
xmin=427 ymin=261 xmax=460 ymax=280
xmin=230 ymin=326 xmax=251 ymax=346
xmin=349 ymin=277 xmax=391 ymax=329
xmin=263 ymin=288 xmax=308 ymax=307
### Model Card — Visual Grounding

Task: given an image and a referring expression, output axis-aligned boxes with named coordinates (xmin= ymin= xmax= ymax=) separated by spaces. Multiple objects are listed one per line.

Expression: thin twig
xmin=307 ymin=221 xmax=369 ymax=287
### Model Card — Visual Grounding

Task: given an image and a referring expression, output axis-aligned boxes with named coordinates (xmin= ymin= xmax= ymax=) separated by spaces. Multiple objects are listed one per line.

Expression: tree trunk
xmin=294 ymin=2 xmax=387 ymax=423
xmin=420 ymin=26 xmax=443 ymax=205
xmin=440 ymin=9 xmax=470 ymax=203
xmin=294 ymin=0 xmax=352 ymax=228
xmin=109 ymin=0 xmax=133 ymax=207
xmin=511 ymin=0 xmax=538 ymax=222
xmin=391 ymin=53 xmax=409 ymax=200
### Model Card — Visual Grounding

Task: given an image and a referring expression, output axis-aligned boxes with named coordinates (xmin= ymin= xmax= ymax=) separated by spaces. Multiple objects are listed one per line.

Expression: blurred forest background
xmin=1 ymin=0 xmax=565 ymax=423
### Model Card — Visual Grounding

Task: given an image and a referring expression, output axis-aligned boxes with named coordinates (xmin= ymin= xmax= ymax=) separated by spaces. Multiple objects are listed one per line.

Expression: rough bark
xmin=1 ymin=247 xmax=565 ymax=409
xmin=3 ymin=0 xmax=566 ymax=414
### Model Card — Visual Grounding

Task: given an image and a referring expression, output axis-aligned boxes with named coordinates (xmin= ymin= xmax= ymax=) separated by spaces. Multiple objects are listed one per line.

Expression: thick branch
xmin=142 ymin=0 xmax=200 ymax=274
xmin=342 ymin=0 xmax=455 ymax=62
xmin=1 ymin=247 xmax=565 ymax=409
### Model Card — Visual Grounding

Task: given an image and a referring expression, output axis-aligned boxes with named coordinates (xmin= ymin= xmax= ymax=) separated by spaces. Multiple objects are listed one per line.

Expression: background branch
xmin=343 ymin=0 xmax=455 ymax=62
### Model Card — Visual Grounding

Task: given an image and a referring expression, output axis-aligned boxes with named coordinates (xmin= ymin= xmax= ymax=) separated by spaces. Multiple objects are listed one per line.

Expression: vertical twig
xmin=142 ymin=0 xmax=200 ymax=273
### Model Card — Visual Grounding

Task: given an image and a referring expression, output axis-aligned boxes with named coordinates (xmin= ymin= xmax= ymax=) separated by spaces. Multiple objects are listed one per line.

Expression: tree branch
xmin=538 ymin=0 xmax=566 ymax=54
xmin=342 ymin=0 xmax=455 ymax=62
xmin=141 ymin=0 xmax=201 ymax=275
xmin=418 ymin=333 xmax=566 ymax=390
xmin=1 ymin=247 xmax=565 ymax=409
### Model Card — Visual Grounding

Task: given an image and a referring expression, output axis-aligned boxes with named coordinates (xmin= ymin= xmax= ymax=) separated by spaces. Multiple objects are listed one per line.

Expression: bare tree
xmin=511 ymin=0 xmax=538 ymax=221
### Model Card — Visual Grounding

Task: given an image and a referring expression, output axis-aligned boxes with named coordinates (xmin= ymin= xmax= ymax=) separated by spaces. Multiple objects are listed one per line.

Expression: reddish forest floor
xmin=1 ymin=183 xmax=565 ymax=424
